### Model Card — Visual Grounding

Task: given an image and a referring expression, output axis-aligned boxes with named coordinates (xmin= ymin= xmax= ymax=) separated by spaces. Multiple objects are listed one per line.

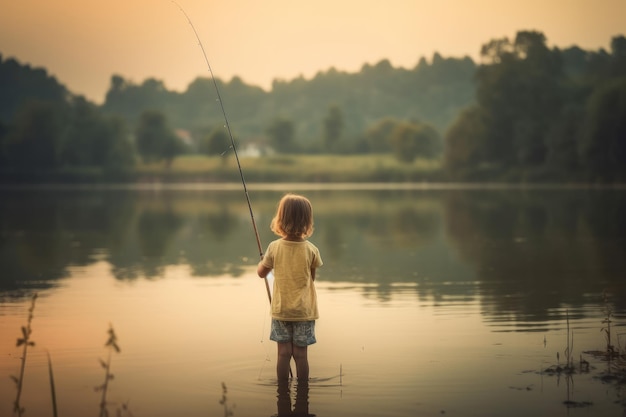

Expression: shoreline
xmin=1 ymin=181 xmax=625 ymax=191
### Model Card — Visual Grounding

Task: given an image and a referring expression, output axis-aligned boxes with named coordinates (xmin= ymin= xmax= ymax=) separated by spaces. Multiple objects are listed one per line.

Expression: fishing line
xmin=257 ymin=311 xmax=273 ymax=380
xmin=172 ymin=1 xmax=272 ymax=302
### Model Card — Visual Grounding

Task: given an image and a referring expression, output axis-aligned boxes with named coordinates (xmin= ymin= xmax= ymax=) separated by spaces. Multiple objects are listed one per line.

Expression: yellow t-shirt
xmin=261 ymin=239 xmax=323 ymax=321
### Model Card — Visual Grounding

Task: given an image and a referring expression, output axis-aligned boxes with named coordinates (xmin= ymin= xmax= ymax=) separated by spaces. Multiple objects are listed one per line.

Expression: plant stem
xmin=99 ymin=350 xmax=112 ymax=417
xmin=14 ymin=294 xmax=37 ymax=416
xmin=47 ymin=351 xmax=58 ymax=417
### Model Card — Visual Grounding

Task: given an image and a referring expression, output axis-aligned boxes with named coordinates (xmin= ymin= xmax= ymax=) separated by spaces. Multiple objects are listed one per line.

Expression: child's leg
xmin=292 ymin=344 xmax=309 ymax=382
xmin=276 ymin=342 xmax=293 ymax=381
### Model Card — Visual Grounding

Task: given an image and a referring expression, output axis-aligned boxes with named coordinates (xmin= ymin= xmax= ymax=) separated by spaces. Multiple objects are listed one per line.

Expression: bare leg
xmin=292 ymin=344 xmax=309 ymax=382
xmin=276 ymin=342 xmax=293 ymax=381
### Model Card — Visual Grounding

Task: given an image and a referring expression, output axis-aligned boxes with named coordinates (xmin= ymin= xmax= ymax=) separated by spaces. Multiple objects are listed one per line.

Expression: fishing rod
xmin=172 ymin=1 xmax=272 ymax=303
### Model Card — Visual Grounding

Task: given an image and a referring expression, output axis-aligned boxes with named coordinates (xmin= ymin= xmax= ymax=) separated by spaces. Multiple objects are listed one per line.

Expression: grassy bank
xmin=1 ymin=154 xmax=610 ymax=185
xmin=0 ymin=154 xmax=444 ymax=184
xmin=136 ymin=154 xmax=444 ymax=183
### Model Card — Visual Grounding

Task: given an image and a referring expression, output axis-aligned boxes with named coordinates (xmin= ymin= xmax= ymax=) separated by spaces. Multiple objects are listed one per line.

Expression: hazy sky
xmin=1 ymin=0 xmax=624 ymax=103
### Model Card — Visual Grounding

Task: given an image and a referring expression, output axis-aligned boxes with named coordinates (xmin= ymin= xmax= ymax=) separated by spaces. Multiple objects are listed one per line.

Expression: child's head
xmin=271 ymin=193 xmax=314 ymax=238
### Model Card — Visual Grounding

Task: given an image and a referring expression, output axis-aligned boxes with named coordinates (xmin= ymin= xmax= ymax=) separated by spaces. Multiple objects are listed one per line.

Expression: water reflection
xmin=276 ymin=381 xmax=311 ymax=417
xmin=0 ymin=256 xmax=623 ymax=417
xmin=1 ymin=187 xmax=625 ymax=320
xmin=443 ymin=189 xmax=626 ymax=318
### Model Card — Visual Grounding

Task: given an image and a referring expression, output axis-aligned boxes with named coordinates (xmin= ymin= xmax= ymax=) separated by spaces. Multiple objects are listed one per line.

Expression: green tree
xmin=198 ymin=126 xmax=231 ymax=157
xmin=580 ymin=77 xmax=626 ymax=181
xmin=475 ymin=31 xmax=563 ymax=168
xmin=103 ymin=76 xmax=176 ymax=126
xmin=0 ymin=119 xmax=8 ymax=166
xmin=444 ymin=106 xmax=489 ymax=173
xmin=609 ymin=35 xmax=626 ymax=77
xmin=101 ymin=116 xmax=135 ymax=170
xmin=389 ymin=121 xmax=442 ymax=163
xmin=135 ymin=110 xmax=183 ymax=167
xmin=323 ymin=104 xmax=344 ymax=151
xmin=60 ymin=97 xmax=134 ymax=169
xmin=4 ymin=100 xmax=66 ymax=171
xmin=0 ymin=55 xmax=68 ymax=123
xmin=364 ymin=117 xmax=401 ymax=153
xmin=545 ymin=103 xmax=583 ymax=173
xmin=61 ymin=97 xmax=98 ymax=166
xmin=265 ymin=117 xmax=296 ymax=152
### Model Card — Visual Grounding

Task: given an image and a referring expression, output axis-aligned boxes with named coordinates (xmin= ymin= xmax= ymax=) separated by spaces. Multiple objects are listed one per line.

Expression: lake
xmin=1 ymin=184 xmax=625 ymax=417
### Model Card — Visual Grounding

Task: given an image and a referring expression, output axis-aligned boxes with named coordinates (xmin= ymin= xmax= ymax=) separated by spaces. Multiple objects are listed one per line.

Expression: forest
xmin=0 ymin=30 xmax=624 ymax=182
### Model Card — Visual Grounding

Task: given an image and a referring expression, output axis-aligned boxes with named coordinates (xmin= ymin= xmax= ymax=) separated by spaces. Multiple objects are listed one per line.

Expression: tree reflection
xmin=443 ymin=189 xmax=626 ymax=318
xmin=135 ymin=208 xmax=184 ymax=277
xmin=0 ymin=190 xmax=133 ymax=296
xmin=198 ymin=207 xmax=237 ymax=241
xmin=389 ymin=205 xmax=440 ymax=247
xmin=1 ymin=187 xmax=624 ymax=318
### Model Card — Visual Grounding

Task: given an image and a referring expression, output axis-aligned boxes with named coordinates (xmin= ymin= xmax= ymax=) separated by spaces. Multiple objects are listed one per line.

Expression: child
xmin=257 ymin=193 xmax=323 ymax=383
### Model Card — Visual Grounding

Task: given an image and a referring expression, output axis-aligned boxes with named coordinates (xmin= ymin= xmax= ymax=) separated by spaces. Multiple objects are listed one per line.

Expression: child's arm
xmin=257 ymin=261 xmax=271 ymax=278
xmin=311 ymin=268 xmax=316 ymax=281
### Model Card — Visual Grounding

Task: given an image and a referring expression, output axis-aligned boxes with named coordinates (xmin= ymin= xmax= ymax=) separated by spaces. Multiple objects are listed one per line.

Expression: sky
xmin=1 ymin=0 xmax=624 ymax=104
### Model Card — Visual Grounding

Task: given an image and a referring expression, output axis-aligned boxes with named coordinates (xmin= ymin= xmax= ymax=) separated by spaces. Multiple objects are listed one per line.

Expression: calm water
xmin=1 ymin=184 xmax=625 ymax=417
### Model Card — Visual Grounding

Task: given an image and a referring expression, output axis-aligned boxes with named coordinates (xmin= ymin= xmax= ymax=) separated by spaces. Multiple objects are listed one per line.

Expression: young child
xmin=257 ymin=193 xmax=323 ymax=383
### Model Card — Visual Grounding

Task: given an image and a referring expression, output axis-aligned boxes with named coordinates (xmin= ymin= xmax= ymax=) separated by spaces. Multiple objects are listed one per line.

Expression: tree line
xmin=445 ymin=31 xmax=626 ymax=182
xmin=0 ymin=30 xmax=625 ymax=182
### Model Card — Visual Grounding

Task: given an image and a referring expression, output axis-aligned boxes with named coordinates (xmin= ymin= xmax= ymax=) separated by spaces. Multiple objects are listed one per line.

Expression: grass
xmin=136 ymin=154 xmax=444 ymax=183
xmin=541 ymin=293 xmax=626 ymax=410
xmin=10 ymin=301 xmax=127 ymax=417
xmin=0 ymin=153 xmax=442 ymax=184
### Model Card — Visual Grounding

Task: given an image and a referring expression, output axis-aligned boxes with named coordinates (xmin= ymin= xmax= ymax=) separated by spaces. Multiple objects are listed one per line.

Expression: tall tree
xmin=135 ymin=110 xmax=183 ymax=167
xmin=266 ymin=117 xmax=296 ymax=152
xmin=609 ymin=35 xmax=626 ymax=77
xmin=103 ymin=76 xmax=175 ymax=125
xmin=389 ymin=121 xmax=441 ymax=163
xmin=0 ymin=55 xmax=68 ymax=123
xmin=323 ymin=104 xmax=344 ymax=151
xmin=544 ymin=103 xmax=583 ymax=174
xmin=474 ymin=30 xmax=563 ymax=167
xmin=364 ymin=117 xmax=401 ymax=153
xmin=4 ymin=100 xmax=66 ymax=171
xmin=580 ymin=77 xmax=626 ymax=181
xmin=0 ymin=119 xmax=8 ymax=166
xmin=198 ymin=126 xmax=231 ymax=157
xmin=60 ymin=97 xmax=134 ymax=169
xmin=444 ymin=106 xmax=489 ymax=173
xmin=101 ymin=116 xmax=135 ymax=170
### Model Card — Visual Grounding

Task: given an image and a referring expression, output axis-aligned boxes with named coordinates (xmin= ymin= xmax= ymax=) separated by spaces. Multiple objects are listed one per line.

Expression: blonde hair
xmin=270 ymin=193 xmax=314 ymax=238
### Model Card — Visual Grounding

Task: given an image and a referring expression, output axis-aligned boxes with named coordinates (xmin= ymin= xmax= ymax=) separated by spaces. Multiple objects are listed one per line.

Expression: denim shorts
xmin=270 ymin=319 xmax=316 ymax=346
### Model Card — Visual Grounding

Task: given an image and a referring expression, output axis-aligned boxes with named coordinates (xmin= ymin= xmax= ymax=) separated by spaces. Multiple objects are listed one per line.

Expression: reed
xmin=564 ymin=309 xmax=574 ymax=371
xmin=545 ymin=309 xmax=579 ymax=375
xmin=601 ymin=291 xmax=616 ymax=355
xmin=11 ymin=293 xmax=37 ymax=417
xmin=219 ymin=382 xmax=234 ymax=417
xmin=96 ymin=324 xmax=121 ymax=417
xmin=600 ymin=293 xmax=626 ymax=386
xmin=340 ymin=363 xmax=343 ymax=386
xmin=46 ymin=351 xmax=59 ymax=417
